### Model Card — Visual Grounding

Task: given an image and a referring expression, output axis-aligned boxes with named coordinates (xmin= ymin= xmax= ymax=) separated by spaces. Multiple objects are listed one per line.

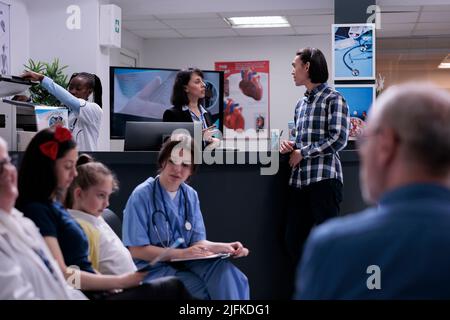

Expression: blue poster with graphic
xmin=332 ymin=24 xmax=375 ymax=80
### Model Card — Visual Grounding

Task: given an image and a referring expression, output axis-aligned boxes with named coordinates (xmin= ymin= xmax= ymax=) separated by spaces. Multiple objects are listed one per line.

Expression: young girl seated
xmin=65 ymin=155 xmax=136 ymax=275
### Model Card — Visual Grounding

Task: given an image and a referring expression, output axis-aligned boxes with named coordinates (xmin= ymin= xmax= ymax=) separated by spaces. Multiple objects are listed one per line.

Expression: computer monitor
xmin=124 ymin=121 xmax=202 ymax=151
xmin=110 ymin=67 xmax=224 ymax=139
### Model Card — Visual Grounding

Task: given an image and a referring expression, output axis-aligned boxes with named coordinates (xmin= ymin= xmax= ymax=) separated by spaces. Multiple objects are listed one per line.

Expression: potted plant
xmin=24 ymin=58 xmax=69 ymax=106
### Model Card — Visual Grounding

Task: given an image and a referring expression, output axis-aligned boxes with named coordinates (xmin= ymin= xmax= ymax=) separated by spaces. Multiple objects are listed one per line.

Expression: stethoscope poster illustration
xmin=332 ymin=23 xmax=375 ymax=80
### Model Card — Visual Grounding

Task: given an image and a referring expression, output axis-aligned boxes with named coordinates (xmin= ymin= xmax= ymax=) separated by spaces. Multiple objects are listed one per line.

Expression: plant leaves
xmin=23 ymin=58 xmax=69 ymax=106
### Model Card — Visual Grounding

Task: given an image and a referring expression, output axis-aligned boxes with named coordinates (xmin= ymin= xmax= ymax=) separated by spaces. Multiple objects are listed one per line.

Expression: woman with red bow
xmin=16 ymin=126 xmax=191 ymax=300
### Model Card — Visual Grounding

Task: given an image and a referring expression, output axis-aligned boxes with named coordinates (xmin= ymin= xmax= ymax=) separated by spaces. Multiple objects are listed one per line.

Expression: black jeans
xmin=84 ymin=276 xmax=193 ymax=300
xmin=285 ymin=178 xmax=343 ymax=266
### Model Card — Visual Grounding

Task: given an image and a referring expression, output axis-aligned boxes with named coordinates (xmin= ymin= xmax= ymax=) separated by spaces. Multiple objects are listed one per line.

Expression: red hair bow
xmin=39 ymin=126 xmax=73 ymax=160
xmin=54 ymin=126 xmax=72 ymax=143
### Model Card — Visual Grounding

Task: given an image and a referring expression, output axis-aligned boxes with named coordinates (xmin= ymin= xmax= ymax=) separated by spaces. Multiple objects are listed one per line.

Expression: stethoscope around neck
xmin=151 ymin=176 xmax=192 ymax=248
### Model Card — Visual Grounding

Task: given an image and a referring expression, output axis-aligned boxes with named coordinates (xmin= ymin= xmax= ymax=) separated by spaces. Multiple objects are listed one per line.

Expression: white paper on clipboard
xmin=170 ymin=253 xmax=231 ymax=262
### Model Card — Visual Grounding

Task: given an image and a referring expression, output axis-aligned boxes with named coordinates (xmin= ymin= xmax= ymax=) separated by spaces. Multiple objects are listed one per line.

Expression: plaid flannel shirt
xmin=289 ymin=83 xmax=349 ymax=188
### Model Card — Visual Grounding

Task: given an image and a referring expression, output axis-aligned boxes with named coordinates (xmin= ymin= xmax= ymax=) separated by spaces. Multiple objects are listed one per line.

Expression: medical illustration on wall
xmin=332 ymin=23 xmax=375 ymax=80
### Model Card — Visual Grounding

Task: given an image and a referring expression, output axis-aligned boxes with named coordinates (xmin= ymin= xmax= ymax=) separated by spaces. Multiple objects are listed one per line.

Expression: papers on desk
xmin=170 ymin=253 xmax=231 ymax=262
xmin=0 ymin=76 xmax=34 ymax=97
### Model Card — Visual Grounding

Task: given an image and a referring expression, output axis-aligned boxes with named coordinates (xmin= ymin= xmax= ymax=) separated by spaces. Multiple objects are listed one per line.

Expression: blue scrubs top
xmin=122 ymin=177 xmax=206 ymax=269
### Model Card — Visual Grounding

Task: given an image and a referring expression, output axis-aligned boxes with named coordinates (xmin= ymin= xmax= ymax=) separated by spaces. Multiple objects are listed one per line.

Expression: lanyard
xmin=189 ymin=109 xmax=208 ymax=129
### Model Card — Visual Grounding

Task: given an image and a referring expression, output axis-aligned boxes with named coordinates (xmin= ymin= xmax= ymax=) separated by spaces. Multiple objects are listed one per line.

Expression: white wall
xmin=141 ymin=35 xmax=331 ymax=139
xmin=110 ymin=29 xmax=145 ymax=67
xmin=26 ymin=0 xmax=98 ymax=76
xmin=122 ymin=28 xmax=144 ymax=65
xmin=8 ymin=0 xmax=29 ymax=75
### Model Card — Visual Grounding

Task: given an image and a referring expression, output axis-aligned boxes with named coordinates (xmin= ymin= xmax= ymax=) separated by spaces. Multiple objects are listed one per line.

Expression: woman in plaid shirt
xmin=280 ymin=47 xmax=349 ymax=268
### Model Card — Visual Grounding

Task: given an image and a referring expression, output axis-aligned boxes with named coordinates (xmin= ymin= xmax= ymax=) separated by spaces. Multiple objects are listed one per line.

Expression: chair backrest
xmin=102 ymin=208 xmax=122 ymax=239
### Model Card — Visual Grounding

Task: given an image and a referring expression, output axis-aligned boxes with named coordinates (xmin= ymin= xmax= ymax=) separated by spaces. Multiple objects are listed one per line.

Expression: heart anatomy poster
xmin=215 ymin=60 xmax=269 ymax=138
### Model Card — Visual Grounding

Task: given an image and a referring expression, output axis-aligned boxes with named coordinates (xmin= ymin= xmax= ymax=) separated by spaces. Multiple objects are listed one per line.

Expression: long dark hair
xmin=296 ymin=47 xmax=329 ymax=84
xmin=170 ymin=68 xmax=204 ymax=110
xmin=69 ymin=72 xmax=103 ymax=108
xmin=16 ymin=128 xmax=77 ymax=209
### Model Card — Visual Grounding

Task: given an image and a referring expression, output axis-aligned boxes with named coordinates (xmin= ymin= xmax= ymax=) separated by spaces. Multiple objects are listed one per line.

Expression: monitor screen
xmin=110 ymin=67 xmax=224 ymax=139
xmin=124 ymin=121 xmax=202 ymax=151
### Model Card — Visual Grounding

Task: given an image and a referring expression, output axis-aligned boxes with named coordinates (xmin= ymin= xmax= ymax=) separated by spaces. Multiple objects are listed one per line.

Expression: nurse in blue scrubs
xmin=122 ymin=135 xmax=250 ymax=300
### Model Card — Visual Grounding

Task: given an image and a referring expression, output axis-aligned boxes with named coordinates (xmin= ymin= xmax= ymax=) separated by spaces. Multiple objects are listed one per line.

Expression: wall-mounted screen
xmin=110 ymin=67 xmax=224 ymax=139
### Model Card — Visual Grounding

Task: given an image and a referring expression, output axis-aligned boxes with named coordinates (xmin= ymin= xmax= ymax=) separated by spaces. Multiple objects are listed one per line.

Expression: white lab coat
xmin=0 ymin=208 xmax=86 ymax=299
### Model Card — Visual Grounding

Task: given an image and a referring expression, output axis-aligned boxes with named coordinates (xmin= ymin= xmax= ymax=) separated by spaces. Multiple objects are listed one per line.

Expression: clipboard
xmin=170 ymin=253 xmax=231 ymax=262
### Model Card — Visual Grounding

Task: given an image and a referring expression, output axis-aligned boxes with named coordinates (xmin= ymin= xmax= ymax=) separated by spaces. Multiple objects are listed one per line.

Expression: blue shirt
xmin=296 ymin=184 xmax=450 ymax=299
xmin=290 ymin=83 xmax=349 ymax=188
xmin=182 ymin=105 xmax=209 ymax=130
xmin=22 ymin=201 xmax=95 ymax=273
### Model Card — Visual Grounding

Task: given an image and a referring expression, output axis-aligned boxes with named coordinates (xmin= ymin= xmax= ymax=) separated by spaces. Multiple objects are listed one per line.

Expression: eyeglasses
xmin=0 ymin=156 xmax=11 ymax=175
xmin=0 ymin=154 xmax=17 ymax=176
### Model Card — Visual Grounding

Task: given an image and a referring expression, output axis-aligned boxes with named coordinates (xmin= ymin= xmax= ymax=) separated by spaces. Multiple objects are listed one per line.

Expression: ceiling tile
xmin=287 ymin=15 xmax=333 ymax=26
xmin=380 ymin=12 xmax=418 ymax=24
xmin=155 ymin=12 xmax=220 ymax=19
xmin=161 ymin=18 xmax=229 ymax=29
xmin=178 ymin=28 xmax=238 ymax=38
xmin=122 ymin=19 xmax=169 ymax=30
xmin=377 ymin=30 xmax=412 ymax=38
xmin=234 ymin=27 xmax=295 ymax=36
xmin=381 ymin=23 xmax=415 ymax=31
xmin=122 ymin=14 xmax=155 ymax=20
xmin=130 ymin=29 xmax=182 ymax=39
xmin=419 ymin=11 xmax=450 ymax=23
xmin=290 ymin=8 xmax=333 ymax=15
xmin=421 ymin=5 xmax=450 ymax=12
xmin=293 ymin=25 xmax=331 ymax=35
xmin=412 ymin=29 xmax=450 ymax=36
xmin=380 ymin=5 xmax=421 ymax=12
xmin=415 ymin=22 xmax=450 ymax=31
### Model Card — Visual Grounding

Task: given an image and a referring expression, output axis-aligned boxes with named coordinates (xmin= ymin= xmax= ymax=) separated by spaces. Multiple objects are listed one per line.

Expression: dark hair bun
xmin=77 ymin=153 xmax=94 ymax=167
